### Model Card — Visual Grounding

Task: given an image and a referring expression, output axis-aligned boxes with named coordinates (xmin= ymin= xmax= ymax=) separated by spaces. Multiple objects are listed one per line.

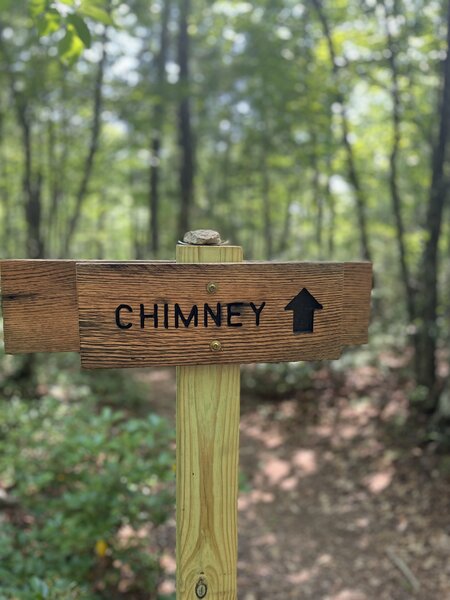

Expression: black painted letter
xmin=115 ymin=304 xmax=133 ymax=329
xmin=204 ymin=303 xmax=222 ymax=327
xmin=249 ymin=302 xmax=266 ymax=326
xmin=140 ymin=303 xmax=158 ymax=328
xmin=227 ymin=302 xmax=244 ymax=327
xmin=175 ymin=304 xmax=198 ymax=328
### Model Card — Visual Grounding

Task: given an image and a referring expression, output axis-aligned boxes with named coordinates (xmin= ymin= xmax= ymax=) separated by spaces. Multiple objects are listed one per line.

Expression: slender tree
xmin=0 ymin=23 xmax=44 ymax=258
xmin=63 ymin=28 xmax=108 ymax=256
xmin=261 ymin=143 xmax=273 ymax=259
xmin=311 ymin=0 xmax=373 ymax=263
xmin=177 ymin=0 xmax=194 ymax=238
xmin=149 ymin=0 xmax=171 ymax=257
xmin=310 ymin=131 xmax=323 ymax=257
xmin=0 ymin=99 xmax=12 ymax=256
xmin=46 ymin=70 xmax=69 ymax=257
xmin=415 ymin=0 xmax=450 ymax=406
xmin=382 ymin=0 xmax=416 ymax=323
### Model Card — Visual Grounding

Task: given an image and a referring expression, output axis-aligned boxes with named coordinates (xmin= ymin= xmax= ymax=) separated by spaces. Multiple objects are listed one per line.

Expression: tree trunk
xmin=149 ymin=0 xmax=171 ymax=257
xmin=149 ymin=134 xmax=162 ymax=254
xmin=415 ymin=0 xmax=450 ymax=406
xmin=382 ymin=0 xmax=416 ymax=323
xmin=177 ymin=0 xmax=194 ymax=239
xmin=278 ymin=185 xmax=295 ymax=256
xmin=63 ymin=28 xmax=107 ymax=256
xmin=311 ymin=0 xmax=372 ymax=263
xmin=220 ymin=134 xmax=232 ymax=236
xmin=46 ymin=70 xmax=69 ymax=257
xmin=0 ymin=27 xmax=44 ymax=259
xmin=0 ymin=104 xmax=12 ymax=256
xmin=325 ymin=153 xmax=335 ymax=259
xmin=311 ymin=134 xmax=323 ymax=258
xmin=341 ymin=112 xmax=372 ymax=262
xmin=261 ymin=147 xmax=273 ymax=259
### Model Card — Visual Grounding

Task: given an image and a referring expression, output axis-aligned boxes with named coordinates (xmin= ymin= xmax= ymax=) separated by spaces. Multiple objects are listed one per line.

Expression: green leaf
xmin=57 ymin=25 xmax=84 ymax=66
xmin=30 ymin=577 xmax=49 ymax=598
xmin=57 ymin=26 xmax=73 ymax=56
xmin=36 ymin=10 xmax=61 ymax=37
xmin=67 ymin=14 xmax=91 ymax=48
xmin=29 ymin=0 xmax=47 ymax=18
xmin=78 ymin=1 xmax=113 ymax=26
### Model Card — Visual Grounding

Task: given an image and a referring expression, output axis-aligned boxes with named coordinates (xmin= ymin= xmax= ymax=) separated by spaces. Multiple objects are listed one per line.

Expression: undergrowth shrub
xmin=241 ymin=362 xmax=314 ymax=399
xmin=0 ymin=395 xmax=174 ymax=599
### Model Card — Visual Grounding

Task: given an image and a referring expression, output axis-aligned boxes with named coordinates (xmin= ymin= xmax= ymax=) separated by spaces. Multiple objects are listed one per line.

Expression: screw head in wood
xmin=209 ymin=340 xmax=222 ymax=352
xmin=206 ymin=282 xmax=218 ymax=294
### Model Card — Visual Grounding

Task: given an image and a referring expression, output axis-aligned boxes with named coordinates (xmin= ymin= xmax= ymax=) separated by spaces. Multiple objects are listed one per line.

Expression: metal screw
xmin=209 ymin=340 xmax=222 ymax=352
xmin=195 ymin=578 xmax=207 ymax=598
xmin=206 ymin=282 xmax=218 ymax=294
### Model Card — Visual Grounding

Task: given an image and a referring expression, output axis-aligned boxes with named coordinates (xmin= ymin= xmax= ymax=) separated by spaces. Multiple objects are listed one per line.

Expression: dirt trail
xmin=143 ymin=364 xmax=450 ymax=600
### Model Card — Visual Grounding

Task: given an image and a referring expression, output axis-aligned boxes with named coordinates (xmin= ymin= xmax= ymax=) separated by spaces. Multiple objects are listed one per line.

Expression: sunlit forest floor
xmin=140 ymin=356 xmax=450 ymax=600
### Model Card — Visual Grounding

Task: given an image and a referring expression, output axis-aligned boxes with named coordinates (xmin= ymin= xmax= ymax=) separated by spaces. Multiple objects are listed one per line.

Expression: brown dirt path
xmin=141 ymin=363 xmax=450 ymax=600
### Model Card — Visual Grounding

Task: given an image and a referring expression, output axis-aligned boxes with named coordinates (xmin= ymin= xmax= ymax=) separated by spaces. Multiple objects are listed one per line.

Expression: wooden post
xmin=176 ymin=234 xmax=243 ymax=599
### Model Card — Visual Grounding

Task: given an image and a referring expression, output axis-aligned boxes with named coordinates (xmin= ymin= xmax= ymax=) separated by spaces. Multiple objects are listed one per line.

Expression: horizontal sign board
xmin=76 ymin=262 xmax=371 ymax=368
xmin=1 ymin=260 xmax=371 ymax=363
xmin=0 ymin=260 xmax=171 ymax=354
xmin=0 ymin=260 xmax=80 ymax=354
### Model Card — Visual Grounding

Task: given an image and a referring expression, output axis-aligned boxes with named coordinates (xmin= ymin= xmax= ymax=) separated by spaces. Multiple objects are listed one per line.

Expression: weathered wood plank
xmin=77 ymin=261 xmax=346 ymax=368
xmin=1 ymin=260 xmax=371 ymax=358
xmin=176 ymin=243 xmax=241 ymax=600
xmin=0 ymin=260 xmax=80 ymax=353
xmin=0 ymin=259 xmax=175 ymax=354
xmin=342 ymin=262 xmax=372 ymax=345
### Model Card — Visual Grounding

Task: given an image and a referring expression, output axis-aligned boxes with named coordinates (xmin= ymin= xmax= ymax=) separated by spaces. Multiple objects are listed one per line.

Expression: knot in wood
xmin=195 ymin=578 xmax=208 ymax=598
xmin=183 ymin=230 xmax=222 ymax=245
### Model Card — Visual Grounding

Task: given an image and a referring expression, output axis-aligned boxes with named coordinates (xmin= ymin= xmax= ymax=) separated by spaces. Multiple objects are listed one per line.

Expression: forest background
xmin=0 ymin=0 xmax=449 ymax=598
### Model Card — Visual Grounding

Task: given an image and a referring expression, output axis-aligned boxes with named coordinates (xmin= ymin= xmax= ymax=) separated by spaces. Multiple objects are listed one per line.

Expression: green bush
xmin=0 ymin=395 xmax=175 ymax=598
xmin=241 ymin=362 xmax=314 ymax=399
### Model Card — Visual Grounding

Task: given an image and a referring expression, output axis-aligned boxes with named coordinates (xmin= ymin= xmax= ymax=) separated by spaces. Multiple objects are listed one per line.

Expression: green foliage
xmin=0 ymin=562 xmax=90 ymax=600
xmin=0 ymin=393 xmax=175 ymax=598
xmin=57 ymin=23 xmax=84 ymax=65
xmin=29 ymin=0 xmax=112 ymax=64
xmin=78 ymin=1 xmax=113 ymax=26
xmin=0 ymin=0 xmax=446 ymax=428
xmin=241 ymin=362 xmax=314 ymax=399
xmin=67 ymin=13 xmax=91 ymax=47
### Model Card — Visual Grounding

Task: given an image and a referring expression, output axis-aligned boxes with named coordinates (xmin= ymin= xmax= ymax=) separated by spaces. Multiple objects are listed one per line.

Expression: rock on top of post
xmin=182 ymin=230 xmax=222 ymax=245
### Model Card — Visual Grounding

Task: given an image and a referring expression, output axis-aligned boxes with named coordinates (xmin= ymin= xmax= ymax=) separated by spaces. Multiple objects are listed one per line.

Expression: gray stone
xmin=182 ymin=229 xmax=222 ymax=245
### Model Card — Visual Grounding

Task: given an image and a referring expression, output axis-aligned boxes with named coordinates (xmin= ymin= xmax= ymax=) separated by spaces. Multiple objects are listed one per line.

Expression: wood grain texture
xmin=0 ymin=260 xmax=79 ymax=353
xmin=0 ymin=259 xmax=174 ymax=354
xmin=176 ymin=243 xmax=241 ymax=600
xmin=77 ymin=261 xmax=345 ymax=368
xmin=1 ymin=259 xmax=371 ymax=358
xmin=342 ymin=262 xmax=372 ymax=345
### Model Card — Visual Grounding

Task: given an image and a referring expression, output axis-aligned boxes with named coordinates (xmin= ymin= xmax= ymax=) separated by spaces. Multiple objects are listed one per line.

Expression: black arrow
xmin=284 ymin=288 xmax=323 ymax=334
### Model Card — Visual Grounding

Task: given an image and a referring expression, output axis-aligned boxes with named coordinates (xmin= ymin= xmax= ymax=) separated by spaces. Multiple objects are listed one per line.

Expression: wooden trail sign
xmin=0 ymin=233 xmax=372 ymax=600
xmin=0 ymin=259 xmax=371 ymax=365
xmin=76 ymin=261 xmax=371 ymax=368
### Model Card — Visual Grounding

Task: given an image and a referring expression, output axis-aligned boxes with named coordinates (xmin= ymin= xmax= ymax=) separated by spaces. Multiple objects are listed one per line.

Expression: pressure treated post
xmin=176 ymin=232 xmax=243 ymax=599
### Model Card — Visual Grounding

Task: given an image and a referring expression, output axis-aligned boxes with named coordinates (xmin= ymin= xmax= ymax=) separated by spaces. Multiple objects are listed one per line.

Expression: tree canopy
xmin=0 ymin=0 xmax=449 ymax=405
